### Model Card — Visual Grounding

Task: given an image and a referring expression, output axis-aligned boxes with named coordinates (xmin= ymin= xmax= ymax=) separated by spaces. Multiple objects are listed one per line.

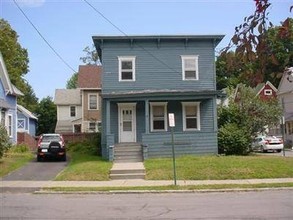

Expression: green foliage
xmin=35 ymin=96 xmax=57 ymax=135
xmin=0 ymin=124 xmax=11 ymax=158
xmin=66 ymin=72 xmax=78 ymax=89
xmin=67 ymin=133 xmax=101 ymax=156
xmin=0 ymin=19 xmax=38 ymax=111
xmin=80 ymin=45 xmax=99 ymax=65
xmin=218 ymin=84 xmax=282 ymax=155
xmin=8 ymin=144 xmax=30 ymax=153
xmin=218 ymin=123 xmax=250 ymax=155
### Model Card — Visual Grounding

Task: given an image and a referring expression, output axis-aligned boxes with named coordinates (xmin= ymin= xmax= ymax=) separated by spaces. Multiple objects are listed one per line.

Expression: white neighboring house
xmin=54 ymin=89 xmax=82 ymax=133
xmin=277 ymin=67 xmax=293 ymax=144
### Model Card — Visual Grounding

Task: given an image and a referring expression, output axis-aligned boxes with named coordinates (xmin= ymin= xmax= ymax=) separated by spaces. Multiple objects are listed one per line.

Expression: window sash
xmin=181 ymin=55 xmax=199 ymax=80
xmin=118 ymin=57 xmax=136 ymax=81
xmin=70 ymin=106 xmax=76 ymax=117
xmin=182 ymin=102 xmax=200 ymax=131
xmin=89 ymin=94 xmax=98 ymax=110
xmin=150 ymin=103 xmax=167 ymax=132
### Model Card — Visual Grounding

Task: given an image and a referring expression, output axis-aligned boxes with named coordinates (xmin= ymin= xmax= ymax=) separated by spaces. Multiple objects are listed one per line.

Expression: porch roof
xmin=102 ymin=89 xmax=222 ymax=100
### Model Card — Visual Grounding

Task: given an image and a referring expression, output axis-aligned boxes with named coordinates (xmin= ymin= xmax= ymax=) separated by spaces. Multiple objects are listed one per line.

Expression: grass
xmin=54 ymin=152 xmax=112 ymax=181
xmin=42 ymin=182 xmax=293 ymax=192
xmin=144 ymin=155 xmax=293 ymax=180
xmin=0 ymin=150 xmax=34 ymax=177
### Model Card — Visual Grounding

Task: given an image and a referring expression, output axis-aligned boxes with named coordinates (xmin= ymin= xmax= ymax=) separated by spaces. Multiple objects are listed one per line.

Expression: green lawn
xmin=144 ymin=155 xmax=293 ymax=180
xmin=0 ymin=152 xmax=34 ymax=177
xmin=54 ymin=152 xmax=112 ymax=181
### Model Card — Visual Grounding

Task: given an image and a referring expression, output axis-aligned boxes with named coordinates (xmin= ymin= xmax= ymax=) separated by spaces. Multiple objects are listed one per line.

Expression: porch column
xmin=106 ymin=100 xmax=111 ymax=134
xmin=145 ymin=99 xmax=149 ymax=134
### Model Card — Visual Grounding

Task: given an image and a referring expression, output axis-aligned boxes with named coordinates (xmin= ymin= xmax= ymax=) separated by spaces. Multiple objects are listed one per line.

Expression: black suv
xmin=37 ymin=134 xmax=66 ymax=161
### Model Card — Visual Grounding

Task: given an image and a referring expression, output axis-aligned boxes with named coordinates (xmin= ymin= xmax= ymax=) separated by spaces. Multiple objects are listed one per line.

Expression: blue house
xmin=17 ymin=104 xmax=38 ymax=137
xmin=0 ymin=52 xmax=23 ymax=144
xmin=93 ymin=35 xmax=224 ymax=160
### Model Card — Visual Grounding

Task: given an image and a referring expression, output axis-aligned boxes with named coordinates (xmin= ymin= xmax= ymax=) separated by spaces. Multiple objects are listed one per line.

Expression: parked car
xmin=37 ymin=133 xmax=66 ymax=161
xmin=251 ymin=136 xmax=284 ymax=153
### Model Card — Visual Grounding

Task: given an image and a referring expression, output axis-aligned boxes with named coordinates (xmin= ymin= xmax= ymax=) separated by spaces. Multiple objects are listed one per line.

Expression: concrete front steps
xmin=110 ymin=143 xmax=145 ymax=180
xmin=114 ymin=143 xmax=143 ymax=163
xmin=110 ymin=162 xmax=146 ymax=180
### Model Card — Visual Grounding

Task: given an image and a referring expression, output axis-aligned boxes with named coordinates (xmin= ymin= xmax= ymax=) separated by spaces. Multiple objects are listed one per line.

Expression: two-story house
xmin=54 ymin=65 xmax=102 ymax=133
xmin=0 ymin=52 xmax=23 ymax=144
xmin=93 ymin=35 xmax=224 ymax=160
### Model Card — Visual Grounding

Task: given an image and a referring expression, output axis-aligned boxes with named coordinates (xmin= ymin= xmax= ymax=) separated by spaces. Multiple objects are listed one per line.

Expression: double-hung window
xmin=182 ymin=102 xmax=200 ymax=131
xmin=150 ymin=102 xmax=167 ymax=132
xmin=118 ymin=56 xmax=136 ymax=81
xmin=70 ymin=106 xmax=76 ymax=117
xmin=8 ymin=114 xmax=12 ymax=137
xmin=88 ymin=94 xmax=98 ymax=110
xmin=181 ymin=55 xmax=199 ymax=80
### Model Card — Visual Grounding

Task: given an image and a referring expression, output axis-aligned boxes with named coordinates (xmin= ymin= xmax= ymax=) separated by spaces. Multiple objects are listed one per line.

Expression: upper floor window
xmin=264 ymin=89 xmax=272 ymax=96
xmin=150 ymin=102 xmax=167 ymax=132
xmin=70 ymin=106 xmax=76 ymax=117
xmin=182 ymin=102 xmax=200 ymax=131
xmin=118 ymin=56 xmax=136 ymax=81
xmin=88 ymin=94 xmax=98 ymax=110
xmin=181 ymin=55 xmax=199 ymax=80
xmin=7 ymin=114 xmax=12 ymax=137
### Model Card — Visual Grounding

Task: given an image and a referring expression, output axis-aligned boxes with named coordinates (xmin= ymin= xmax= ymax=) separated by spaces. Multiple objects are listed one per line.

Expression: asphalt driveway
xmin=1 ymin=156 xmax=68 ymax=181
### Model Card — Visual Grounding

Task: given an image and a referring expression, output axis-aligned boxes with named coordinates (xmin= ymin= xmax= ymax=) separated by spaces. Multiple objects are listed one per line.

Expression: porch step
xmin=110 ymin=162 xmax=146 ymax=180
xmin=114 ymin=143 xmax=143 ymax=163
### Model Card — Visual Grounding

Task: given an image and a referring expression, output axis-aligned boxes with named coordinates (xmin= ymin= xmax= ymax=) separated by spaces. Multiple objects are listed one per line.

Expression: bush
xmin=218 ymin=123 xmax=250 ymax=155
xmin=67 ymin=133 xmax=101 ymax=155
xmin=8 ymin=144 xmax=30 ymax=153
xmin=0 ymin=124 xmax=11 ymax=158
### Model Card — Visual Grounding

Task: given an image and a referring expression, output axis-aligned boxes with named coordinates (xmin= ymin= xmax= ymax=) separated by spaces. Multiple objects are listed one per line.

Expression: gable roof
xmin=0 ymin=52 xmax=23 ymax=96
xmin=17 ymin=104 xmax=38 ymax=120
xmin=77 ymin=65 xmax=102 ymax=89
xmin=255 ymin=81 xmax=278 ymax=96
xmin=54 ymin=89 xmax=81 ymax=105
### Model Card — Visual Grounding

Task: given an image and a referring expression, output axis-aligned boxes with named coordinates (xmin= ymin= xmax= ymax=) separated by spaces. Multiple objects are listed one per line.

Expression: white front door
xmin=118 ymin=103 xmax=136 ymax=143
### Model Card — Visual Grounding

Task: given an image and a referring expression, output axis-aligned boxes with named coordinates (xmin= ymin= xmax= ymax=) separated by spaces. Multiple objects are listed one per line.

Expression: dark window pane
xmin=185 ymin=71 xmax=196 ymax=79
xmin=153 ymin=120 xmax=165 ymax=130
xmin=186 ymin=118 xmax=197 ymax=129
xmin=122 ymin=71 xmax=133 ymax=80
xmin=123 ymin=121 xmax=132 ymax=131
xmin=122 ymin=61 xmax=132 ymax=69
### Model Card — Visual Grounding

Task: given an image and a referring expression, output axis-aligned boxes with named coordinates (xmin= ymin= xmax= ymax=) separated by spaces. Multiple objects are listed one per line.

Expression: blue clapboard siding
xmin=101 ymin=40 xmax=216 ymax=94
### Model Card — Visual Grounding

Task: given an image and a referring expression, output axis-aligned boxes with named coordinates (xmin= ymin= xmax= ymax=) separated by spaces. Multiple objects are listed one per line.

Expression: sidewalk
xmin=2 ymin=178 xmax=293 ymax=189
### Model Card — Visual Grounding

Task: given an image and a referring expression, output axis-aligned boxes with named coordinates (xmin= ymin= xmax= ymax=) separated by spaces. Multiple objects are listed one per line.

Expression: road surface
xmin=1 ymin=190 xmax=293 ymax=219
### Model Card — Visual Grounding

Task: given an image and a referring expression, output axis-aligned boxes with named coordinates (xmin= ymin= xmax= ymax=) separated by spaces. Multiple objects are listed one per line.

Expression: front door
xmin=118 ymin=103 xmax=136 ymax=143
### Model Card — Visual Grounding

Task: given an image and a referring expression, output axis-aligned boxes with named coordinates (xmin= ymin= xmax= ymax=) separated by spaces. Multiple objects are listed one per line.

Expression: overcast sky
xmin=1 ymin=0 xmax=292 ymax=100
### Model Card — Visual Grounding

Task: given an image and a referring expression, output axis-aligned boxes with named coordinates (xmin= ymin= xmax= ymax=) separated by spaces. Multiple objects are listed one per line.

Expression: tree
xmin=220 ymin=0 xmax=293 ymax=87
xmin=66 ymin=72 xmax=78 ymax=89
xmin=0 ymin=124 xmax=11 ymax=159
xmin=218 ymin=84 xmax=282 ymax=155
xmin=80 ymin=44 xmax=99 ymax=65
xmin=0 ymin=19 xmax=38 ymax=111
xmin=35 ymin=97 xmax=57 ymax=135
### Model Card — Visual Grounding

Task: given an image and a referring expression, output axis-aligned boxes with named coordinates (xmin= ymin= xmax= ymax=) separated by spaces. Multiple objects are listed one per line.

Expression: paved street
xmin=257 ymin=149 xmax=293 ymax=157
xmin=1 ymin=190 xmax=293 ymax=219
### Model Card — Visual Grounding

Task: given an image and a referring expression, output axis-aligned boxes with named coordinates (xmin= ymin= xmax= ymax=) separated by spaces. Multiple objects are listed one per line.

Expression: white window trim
xmin=264 ymin=89 xmax=272 ymax=96
xmin=181 ymin=55 xmax=199 ymax=80
xmin=69 ymin=106 xmax=76 ymax=117
xmin=88 ymin=94 xmax=99 ymax=110
xmin=118 ymin=56 xmax=136 ymax=82
xmin=150 ymin=102 xmax=168 ymax=132
xmin=182 ymin=102 xmax=201 ymax=131
xmin=17 ymin=118 xmax=26 ymax=131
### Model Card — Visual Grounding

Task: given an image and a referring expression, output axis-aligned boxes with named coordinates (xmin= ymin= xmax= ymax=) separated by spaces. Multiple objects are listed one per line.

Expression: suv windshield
xmin=42 ymin=136 xmax=61 ymax=142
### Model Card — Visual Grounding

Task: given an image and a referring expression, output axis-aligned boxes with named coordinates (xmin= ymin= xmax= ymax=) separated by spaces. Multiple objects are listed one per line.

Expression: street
xmin=1 ymin=190 xmax=293 ymax=219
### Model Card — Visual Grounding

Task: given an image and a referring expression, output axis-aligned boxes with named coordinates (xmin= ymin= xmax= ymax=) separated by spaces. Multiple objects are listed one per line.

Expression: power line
xmin=13 ymin=0 xmax=77 ymax=73
xmin=83 ymin=0 xmax=180 ymax=74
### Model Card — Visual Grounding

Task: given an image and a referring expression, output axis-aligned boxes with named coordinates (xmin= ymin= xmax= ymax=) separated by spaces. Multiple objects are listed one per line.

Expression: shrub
xmin=0 ymin=124 xmax=11 ymax=158
xmin=218 ymin=123 xmax=250 ymax=155
xmin=67 ymin=133 xmax=101 ymax=155
xmin=8 ymin=144 xmax=30 ymax=153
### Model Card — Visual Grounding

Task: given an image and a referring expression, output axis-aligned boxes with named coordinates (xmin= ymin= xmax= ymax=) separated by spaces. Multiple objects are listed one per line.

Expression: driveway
xmin=1 ymin=156 xmax=68 ymax=181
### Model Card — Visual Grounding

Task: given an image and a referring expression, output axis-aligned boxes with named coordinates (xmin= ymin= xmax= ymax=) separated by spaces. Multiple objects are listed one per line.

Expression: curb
xmin=34 ymin=187 xmax=293 ymax=195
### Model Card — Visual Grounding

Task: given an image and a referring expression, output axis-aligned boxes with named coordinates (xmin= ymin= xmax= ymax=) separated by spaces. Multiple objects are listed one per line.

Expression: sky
xmin=1 ymin=0 xmax=292 ymax=100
